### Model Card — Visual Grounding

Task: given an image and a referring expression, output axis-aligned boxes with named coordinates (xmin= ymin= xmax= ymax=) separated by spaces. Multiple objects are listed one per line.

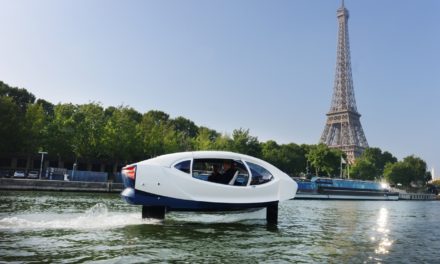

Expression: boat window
xmin=192 ymin=158 xmax=249 ymax=186
xmin=174 ymin=160 xmax=191 ymax=174
xmin=233 ymin=160 xmax=250 ymax=186
xmin=333 ymin=180 xmax=381 ymax=190
xmin=315 ymin=178 xmax=333 ymax=186
xmin=246 ymin=162 xmax=273 ymax=185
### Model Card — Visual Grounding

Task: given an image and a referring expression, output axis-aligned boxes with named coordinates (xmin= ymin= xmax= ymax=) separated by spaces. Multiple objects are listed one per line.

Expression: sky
xmin=0 ymin=0 xmax=439 ymax=175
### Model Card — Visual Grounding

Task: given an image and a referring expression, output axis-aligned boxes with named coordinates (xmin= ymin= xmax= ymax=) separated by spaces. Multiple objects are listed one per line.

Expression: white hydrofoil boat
xmin=121 ymin=151 xmax=298 ymax=224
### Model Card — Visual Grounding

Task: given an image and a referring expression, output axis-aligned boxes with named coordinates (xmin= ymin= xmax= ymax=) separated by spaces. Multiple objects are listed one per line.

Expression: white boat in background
xmin=121 ymin=151 xmax=298 ymax=224
xmin=294 ymin=177 xmax=399 ymax=200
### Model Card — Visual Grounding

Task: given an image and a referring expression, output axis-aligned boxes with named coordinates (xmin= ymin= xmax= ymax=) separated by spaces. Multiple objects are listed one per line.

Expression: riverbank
xmin=0 ymin=178 xmax=123 ymax=193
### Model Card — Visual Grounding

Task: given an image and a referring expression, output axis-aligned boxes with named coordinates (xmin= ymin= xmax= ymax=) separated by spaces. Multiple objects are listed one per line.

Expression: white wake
xmin=0 ymin=203 xmax=147 ymax=231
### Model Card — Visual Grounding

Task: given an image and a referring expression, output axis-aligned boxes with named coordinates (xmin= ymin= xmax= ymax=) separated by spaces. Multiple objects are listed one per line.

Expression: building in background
xmin=320 ymin=1 xmax=368 ymax=163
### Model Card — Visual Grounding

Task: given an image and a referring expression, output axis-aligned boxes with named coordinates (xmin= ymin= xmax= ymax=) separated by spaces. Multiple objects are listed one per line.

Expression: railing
xmin=399 ymin=193 xmax=437 ymax=200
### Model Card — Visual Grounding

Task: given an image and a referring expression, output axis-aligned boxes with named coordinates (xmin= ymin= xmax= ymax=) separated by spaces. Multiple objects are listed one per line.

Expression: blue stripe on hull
xmin=121 ymin=188 xmax=275 ymax=211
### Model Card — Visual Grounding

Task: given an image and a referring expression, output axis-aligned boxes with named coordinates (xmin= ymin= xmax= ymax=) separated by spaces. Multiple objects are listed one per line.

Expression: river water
xmin=0 ymin=191 xmax=439 ymax=263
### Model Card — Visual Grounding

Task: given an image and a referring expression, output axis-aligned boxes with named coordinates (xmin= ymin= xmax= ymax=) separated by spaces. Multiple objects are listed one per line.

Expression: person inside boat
xmin=208 ymin=160 xmax=237 ymax=184
xmin=208 ymin=164 xmax=222 ymax=183
xmin=221 ymin=160 xmax=237 ymax=184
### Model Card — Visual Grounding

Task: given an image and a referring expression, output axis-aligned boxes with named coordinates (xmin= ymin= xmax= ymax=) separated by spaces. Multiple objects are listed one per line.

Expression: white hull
xmin=122 ymin=151 xmax=298 ymax=210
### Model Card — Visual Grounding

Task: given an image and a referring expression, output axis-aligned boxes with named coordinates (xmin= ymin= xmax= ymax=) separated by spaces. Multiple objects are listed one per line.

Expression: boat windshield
xmin=246 ymin=162 xmax=273 ymax=185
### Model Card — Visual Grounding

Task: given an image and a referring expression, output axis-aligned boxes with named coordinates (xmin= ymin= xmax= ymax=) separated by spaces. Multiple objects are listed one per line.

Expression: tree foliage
xmin=350 ymin=159 xmax=377 ymax=180
xmin=0 ymin=81 xmax=431 ymax=179
xmin=193 ymin=126 xmax=219 ymax=150
xmin=261 ymin=141 xmax=306 ymax=176
xmin=0 ymin=97 xmax=22 ymax=153
xmin=71 ymin=103 xmax=106 ymax=160
xmin=230 ymin=128 xmax=261 ymax=157
xmin=306 ymin=144 xmax=344 ymax=176
xmin=350 ymin=147 xmax=397 ymax=180
xmin=102 ymin=106 xmax=142 ymax=163
xmin=45 ymin=103 xmax=77 ymax=160
xmin=432 ymin=179 xmax=440 ymax=187
xmin=22 ymin=103 xmax=46 ymax=154
xmin=384 ymin=155 xmax=427 ymax=187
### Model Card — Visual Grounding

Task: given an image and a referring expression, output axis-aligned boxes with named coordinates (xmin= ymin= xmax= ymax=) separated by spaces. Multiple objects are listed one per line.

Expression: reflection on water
xmin=1 ymin=191 xmax=440 ymax=263
xmin=373 ymin=207 xmax=393 ymax=255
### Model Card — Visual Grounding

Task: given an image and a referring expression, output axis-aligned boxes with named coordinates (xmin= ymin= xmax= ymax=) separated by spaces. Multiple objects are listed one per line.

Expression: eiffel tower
xmin=320 ymin=0 xmax=368 ymax=163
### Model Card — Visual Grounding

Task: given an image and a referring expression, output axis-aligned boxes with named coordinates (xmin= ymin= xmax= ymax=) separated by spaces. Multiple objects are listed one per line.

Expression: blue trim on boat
xmin=121 ymin=187 xmax=275 ymax=211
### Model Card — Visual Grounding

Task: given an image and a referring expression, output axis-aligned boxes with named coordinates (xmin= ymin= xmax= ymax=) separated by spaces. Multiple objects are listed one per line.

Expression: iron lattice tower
xmin=320 ymin=1 xmax=368 ymax=163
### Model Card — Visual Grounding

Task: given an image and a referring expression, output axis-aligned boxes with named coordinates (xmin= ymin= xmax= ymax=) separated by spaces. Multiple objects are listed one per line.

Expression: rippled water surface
xmin=1 ymin=191 xmax=439 ymax=263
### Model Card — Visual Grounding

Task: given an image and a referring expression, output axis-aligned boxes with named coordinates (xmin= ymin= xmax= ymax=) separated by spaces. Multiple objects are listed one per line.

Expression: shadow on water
xmin=116 ymin=213 xmax=282 ymax=263
xmin=119 ymin=208 xmax=280 ymax=242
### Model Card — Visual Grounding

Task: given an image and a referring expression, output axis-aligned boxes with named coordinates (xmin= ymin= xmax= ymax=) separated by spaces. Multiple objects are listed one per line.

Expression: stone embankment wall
xmin=0 ymin=178 xmax=123 ymax=193
xmin=398 ymin=193 xmax=437 ymax=200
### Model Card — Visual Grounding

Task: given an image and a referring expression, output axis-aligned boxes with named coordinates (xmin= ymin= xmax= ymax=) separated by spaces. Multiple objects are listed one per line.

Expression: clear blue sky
xmin=1 ymin=0 xmax=439 ymax=175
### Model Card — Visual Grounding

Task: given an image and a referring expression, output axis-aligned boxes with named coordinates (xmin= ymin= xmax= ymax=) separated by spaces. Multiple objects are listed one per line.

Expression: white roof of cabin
xmin=138 ymin=151 xmax=271 ymax=168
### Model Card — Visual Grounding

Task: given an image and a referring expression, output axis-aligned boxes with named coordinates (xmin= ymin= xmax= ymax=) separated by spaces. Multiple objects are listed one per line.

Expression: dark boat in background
xmin=294 ymin=177 xmax=399 ymax=200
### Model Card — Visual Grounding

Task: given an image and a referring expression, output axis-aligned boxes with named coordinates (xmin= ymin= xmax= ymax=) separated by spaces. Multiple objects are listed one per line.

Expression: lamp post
xmin=306 ymin=160 xmax=309 ymax=175
xmin=38 ymin=151 xmax=48 ymax=180
xmin=72 ymin=162 xmax=77 ymax=179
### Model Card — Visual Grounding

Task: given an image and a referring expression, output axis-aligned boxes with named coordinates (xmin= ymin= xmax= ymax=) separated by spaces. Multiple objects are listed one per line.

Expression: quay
xmin=398 ymin=193 xmax=437 ymax=201
xmin=1 ymin=178 xmax=438 ymax=200
xmin=0 ymin=178 xmax=123 ymax=193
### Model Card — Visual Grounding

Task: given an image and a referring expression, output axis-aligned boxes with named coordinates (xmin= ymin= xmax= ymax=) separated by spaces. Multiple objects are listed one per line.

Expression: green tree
xmin=282 ymin=143 xmax=307 ymax=176
xmin=102 ymin=106 xmax=142 ymax=171
xmin=45 ymin=103 xmax=77 ymax=162
xmin=425 ymin=171 xmax=432 ymax=183
xmin=145 ymin=110 xmax=170 ymax=125
xmin=4 ymin=81 xmax=430 ymax=184
xmin=261 ymin=140 xmax=281 ymax=166
xmin=213 ymin=133 xmax=232 ymax=151
xmin=350 ymin=159 xmax=377 ymax=180
xmin=0 ymin=97 xmax=22 ymax=154
xmin=431 ymin=179 xmax=440 ymax=187
xmin=307 ymin=144 xmax=344 ymax=176
xmin=402 ymin=155 xmax=427 ymax=183
xmin=170 ymin=116 xmax=198 ymax=138
xmin=261 ymin=141 xmax=306 ymax=176
xmin=300 ymin=144 xmax=314 ymax=175
xmin=36 ymin=99 xmax=55 ymax=118
xmin=381 ymin=151 xmax=398 ymax=168
xmin=384 ymin=155 xmax=427 ymax=187
xmin=350 ymin=147 xmax=397 ymax=180
xmin=137 ymin=111 xmax=172 ymax=157
xmin=384 ymin=162 xmax=411 ymax=187
xmin=22 ymin=104 xmax=47 ymax=168
xmin=71 ymin=103 xmax=105 ymax=163
xmin=0 ymin=81 xmax=35 ymax=112
xmin=193 ymin=126 xmax=219 ymax=150
xmin=230 ymin=128 xmax=261 ymax=157
xmin=163 ymin=129 xmax=189 ymax=153
xmin=167 ymin=117 xmax=196 ymax=151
